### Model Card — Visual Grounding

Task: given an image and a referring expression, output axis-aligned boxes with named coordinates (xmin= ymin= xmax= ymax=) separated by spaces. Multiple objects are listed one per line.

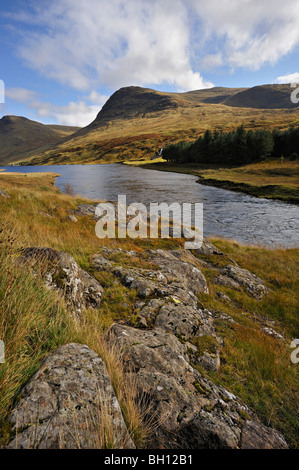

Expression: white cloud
xmin=13 ymin=0 xmax=212 ymax=92
xmin=5 ymin=87 xmax=39 ymax=103
xmin=29 ymin=92 xmax=108 ymax=127
xmin=276 ymin=72 xmax=299 ymax=84
xmin=188 ymin=0 xmax=299 ymax=71
xmin=5 ymin=0 xmax=299 ymax=126
xmin=4 ymin=82 xmax=108 ymax=126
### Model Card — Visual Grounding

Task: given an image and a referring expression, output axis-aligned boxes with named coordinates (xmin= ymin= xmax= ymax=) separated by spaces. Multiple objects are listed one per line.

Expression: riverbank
xmin=0 ymin=172 xmax=298 ymax=448
xmin=125 ymin=159 xmax=299 ymax=204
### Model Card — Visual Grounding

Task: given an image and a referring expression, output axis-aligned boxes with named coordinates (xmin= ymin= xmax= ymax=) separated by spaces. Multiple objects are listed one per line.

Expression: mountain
xmin=16 ymin=84 xmax=299 ymax=165
xmin=0 ymin=116 xmax=80 ymax=165
xmin=224 ymin=84 xmax=298 ymax=109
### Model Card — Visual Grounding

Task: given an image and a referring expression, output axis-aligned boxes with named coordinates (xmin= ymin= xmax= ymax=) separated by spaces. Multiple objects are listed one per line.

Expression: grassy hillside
xmin=0 ymin=116 xmax=80 ymax=165
xmin=0 ymin=172 xmax=298 ymax=447
xmin=17 ymin=85 xmax=299 ymax=166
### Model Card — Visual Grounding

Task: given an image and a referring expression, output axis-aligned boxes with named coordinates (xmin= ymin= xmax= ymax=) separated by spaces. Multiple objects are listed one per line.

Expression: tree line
xmin=163 ymin=126 xmax=299 ymax=164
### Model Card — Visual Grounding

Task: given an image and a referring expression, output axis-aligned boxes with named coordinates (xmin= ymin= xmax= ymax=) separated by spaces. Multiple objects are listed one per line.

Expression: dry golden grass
xmin=0 ymin=172 xmax=298 ymax=447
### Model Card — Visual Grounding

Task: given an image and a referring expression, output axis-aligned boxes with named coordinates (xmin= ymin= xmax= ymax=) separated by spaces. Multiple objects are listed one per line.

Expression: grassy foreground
xmin=134 ymin=159 xmax=299 ymax=204
xmin=0 ymin=172 xmax=298 ymax=447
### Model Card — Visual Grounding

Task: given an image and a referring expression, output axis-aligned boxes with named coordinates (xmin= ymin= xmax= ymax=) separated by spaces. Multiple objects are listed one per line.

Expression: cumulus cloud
xmin=188 ymin=0 xmax=299 ymax=70
xmin=6 ymin=87 xmax=39 ymax=103
xmin=276 ymin=72 xmax=299 ymax=84
xmin=29 ymin=91 xmax=108 ymax=126
xmin=29 ymin=100 xmax=101 ymax=127
xmin=5 ymin=85 xmax=108 ymax=126
xmin=12 ymin=0 xmax=212 ymax=92
xmin=4 ymin=0 xmax=299 ymax=125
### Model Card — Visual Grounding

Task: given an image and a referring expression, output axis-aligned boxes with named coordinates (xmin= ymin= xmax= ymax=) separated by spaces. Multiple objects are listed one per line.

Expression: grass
xmin=0 ymin=172 xmax=298 ymax=447
xmin=138 ymin=159 xmax=299 ymax=203
xmin=193 ymin=239 xmax=299 ymax=447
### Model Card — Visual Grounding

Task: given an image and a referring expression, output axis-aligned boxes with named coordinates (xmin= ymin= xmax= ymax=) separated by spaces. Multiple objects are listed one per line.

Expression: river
xmin=1 ymin=164 xmax=298 ymax=248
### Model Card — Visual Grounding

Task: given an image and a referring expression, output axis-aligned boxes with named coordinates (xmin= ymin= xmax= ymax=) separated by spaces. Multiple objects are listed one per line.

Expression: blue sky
xmin=1 ymin=0 xmax=299 ymax=126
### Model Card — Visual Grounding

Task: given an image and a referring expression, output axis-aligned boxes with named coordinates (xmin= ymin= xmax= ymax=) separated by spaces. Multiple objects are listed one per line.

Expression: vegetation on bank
xmin=163 ymin=125 xmax=299 ymax=165
xmin=138 ymin=159 xmax=299 ymax=204
xmin=0 ymin=173 xmax=298 ymax=447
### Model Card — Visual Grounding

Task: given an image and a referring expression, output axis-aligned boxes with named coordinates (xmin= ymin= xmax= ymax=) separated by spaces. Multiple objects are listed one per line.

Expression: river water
xmin=1 ymin=164 xmax=298 ymax=248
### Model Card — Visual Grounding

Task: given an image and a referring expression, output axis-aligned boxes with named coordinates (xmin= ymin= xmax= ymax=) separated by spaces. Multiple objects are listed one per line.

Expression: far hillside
xmin=0 ymin=116 xmax=80 ymax=165
xmin=12 ymin=84 xmax=299 ymax=166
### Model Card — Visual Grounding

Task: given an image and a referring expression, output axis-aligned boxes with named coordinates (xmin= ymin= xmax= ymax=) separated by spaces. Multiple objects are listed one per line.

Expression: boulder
xmin=107 ymin=324 xmax=287 ymax=449
xmin=240 ymin=420 xmax=288 ymax=449
xmin=0 ymin=189 xmax=10 ymax=198
xmin=96 ymin=248 xmax=208 ymax=306
xmin=20 ymin=247 xmax=103 ymax=315
xmin=7 ymin=343 xmax=135 ymax=449
xmin=215 ymin=264 xmax=269 ymax=299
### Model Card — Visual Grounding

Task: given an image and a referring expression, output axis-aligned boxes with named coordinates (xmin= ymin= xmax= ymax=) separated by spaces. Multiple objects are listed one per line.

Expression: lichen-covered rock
xmin=107 ymin=324 xmax=287 ymax=449
xmin=262 ymin=327 xmax=285 ymax=341
xmin=94 ymin=248 xmax=208 ymax=306
xmin=20 ymin=247 xmax=103 ymax=315
xmin=0 ymin=189 xmax=10 ymax=198
xmin=7 ymin=344 xmax=135 ymax=449
xmin=215 ymin=264 xmax=269 ymax=299
xmin=240 ymin=420 xmax=288 ymax=449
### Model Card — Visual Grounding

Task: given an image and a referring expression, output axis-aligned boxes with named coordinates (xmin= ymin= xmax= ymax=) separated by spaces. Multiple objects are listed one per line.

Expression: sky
xmin=0 ymin=0 xmax=299 ymax=127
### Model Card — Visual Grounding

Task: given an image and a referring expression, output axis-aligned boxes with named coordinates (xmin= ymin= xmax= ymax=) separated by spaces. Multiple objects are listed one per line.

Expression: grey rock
xmin=109 ymin=249 xmax=208 ymax=306
xmin=193 ymin=238 xmax=223 ymax=256
xmin=0 ymin=189 xmax=10 ymax=198
xmin=7 ymin=343 xmax=135 ymax=449
xmin=262 ymin=327 xmax=285 ymax=341
xmin=67 ymin=215 xmax=78 ymax=223
xmin=107 ymin=324 xmax=286 ymax=449
xmin=20 ymin=248 xmax=103 ymax=315
xmin=240 ymin=420 xmax=288 ymax=449
xmin=216 ymin=264 xmax=269 ymax=299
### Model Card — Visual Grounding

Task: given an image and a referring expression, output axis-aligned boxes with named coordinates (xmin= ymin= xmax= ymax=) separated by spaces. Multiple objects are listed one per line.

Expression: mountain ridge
xmin=2 ymin=83 xmax=299 ymax=165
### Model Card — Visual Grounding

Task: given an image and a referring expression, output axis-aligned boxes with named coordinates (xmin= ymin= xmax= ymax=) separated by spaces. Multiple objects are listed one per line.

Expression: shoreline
xmin=130 ymin=161 xmax=299 ymax=205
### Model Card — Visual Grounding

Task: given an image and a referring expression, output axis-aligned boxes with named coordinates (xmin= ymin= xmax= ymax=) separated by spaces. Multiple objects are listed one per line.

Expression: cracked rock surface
xmin=7 ymin=344 xmax=135 ymax=449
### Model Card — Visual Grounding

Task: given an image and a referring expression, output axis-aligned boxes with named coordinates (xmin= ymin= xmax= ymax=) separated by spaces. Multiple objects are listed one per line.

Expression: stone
xmin=107 ymin=324 xmax=286 ymax=449
xmin=0 ymin=189 xmax=10 ymax=198
xmin=108 ymin=249 xmax=208 ymax=306
xmin=19 ymin=248 xmax=103 ymax=315
xmin=67 ymin=215 xmax=78 ymax=223
xmin=262 ymin=327 xmax=285 ymax=341
xmin=215 ymin=264 xmax=269 ymax=299
xmin=7 ymin=343 xmax=135 ymax=449
xmin=240 ymin=420 xmax=288 ymax=449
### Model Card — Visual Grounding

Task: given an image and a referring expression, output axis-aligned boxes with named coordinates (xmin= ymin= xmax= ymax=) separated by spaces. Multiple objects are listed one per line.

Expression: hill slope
xmin=224 ymin=84 xmax=298 ymax=109
xmin=0 ymin=116 xmax=80 ymax=165
xmin=18 ymin=84 xmax=299 ymax=165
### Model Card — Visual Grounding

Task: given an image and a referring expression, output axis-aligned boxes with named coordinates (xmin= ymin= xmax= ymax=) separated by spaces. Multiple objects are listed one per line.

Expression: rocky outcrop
xmin=0 ymin=189 xmax=10 ymax=198
xmin=11 ymin=240 xmax=287 ymax=449
xmin=20 ymin=247 xmax=103 ymax=315
xmin=107 ymin=324 xmax=287 ymax=449
xmin=93 ymin=248 xmax=208 ymax=307
xmin=7 ymin=343 xmax=134 ymax=449
xmin=215 ymin=264 xmax=269 ymax=299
